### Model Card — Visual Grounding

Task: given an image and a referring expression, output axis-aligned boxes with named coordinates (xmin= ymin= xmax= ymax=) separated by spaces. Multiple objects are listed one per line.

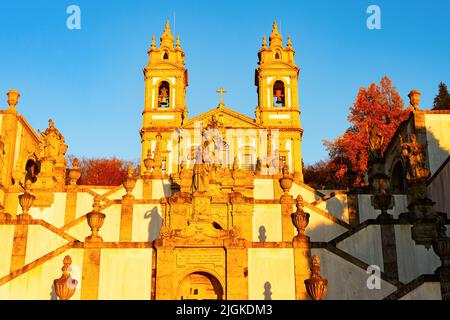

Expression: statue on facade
xmin=367 ymin=125 xmax=384 ymax=161
xmin=192 ymin=147 xmax=210 ymax=193
xmin=38 ymin=119 xmax=67 ymax=160
xmin=400 ymin=134 xmax=429 ymax=182
xmin=149 ymin=133 xmax=163 ymax=175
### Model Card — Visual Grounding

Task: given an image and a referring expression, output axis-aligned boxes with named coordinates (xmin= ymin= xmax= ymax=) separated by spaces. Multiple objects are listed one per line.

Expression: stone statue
xmin=149 ymin=133 xmax=163 ymax=175
xmin=400 ymin=134 xmax=429 ymax=182
xmin=38 ymin=119 xmax=66 ymax=160
xmin=255 ymin=157 xmax=262 ymax=173
xmin=367 ymin=125 xmax=384 ymax=161
xmin=192 ymin=148 xmax=210 ymax=193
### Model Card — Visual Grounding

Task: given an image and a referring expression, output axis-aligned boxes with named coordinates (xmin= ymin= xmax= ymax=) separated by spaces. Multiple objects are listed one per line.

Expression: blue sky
xmin=0 ymin=0 xmax=449 ymax=165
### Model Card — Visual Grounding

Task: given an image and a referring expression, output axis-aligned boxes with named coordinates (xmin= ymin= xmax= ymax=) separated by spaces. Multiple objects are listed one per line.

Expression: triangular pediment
xmin=181 ymin=106 xmax=261 ymax=129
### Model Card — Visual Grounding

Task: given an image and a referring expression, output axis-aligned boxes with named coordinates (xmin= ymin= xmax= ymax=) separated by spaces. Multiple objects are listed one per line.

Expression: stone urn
xmin=291 ymin=195 xmax=310 ymax=239
xmin=68 ymin=158 xmax=81 ymax=185
xmin=18 ymin=180 xmax=35 ymax=220
xmin=433 ymin=236 xmax=450 ymax=279
xmin=123 ymin=165 xmax=136 ymax=199
xmin=279 ymin=165 xmax=293 ymax=195
xmin=144 ymin=149 xmax=153 ymax=177
xmin=53 ymin=255 xmax=78 ymax=300
xmin=304 ymin=256 xmax=328 ymax=300
xmin=86 ymin=197 xmax=106 ymax=242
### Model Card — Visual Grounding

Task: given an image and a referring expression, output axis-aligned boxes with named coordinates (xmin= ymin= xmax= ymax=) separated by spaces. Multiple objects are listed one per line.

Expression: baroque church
xmin=0 ymin=22 xmax=449 ymax=300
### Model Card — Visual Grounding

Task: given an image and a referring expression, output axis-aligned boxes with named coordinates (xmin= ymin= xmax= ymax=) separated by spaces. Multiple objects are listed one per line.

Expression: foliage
xmin=66 ymin=155 xmax=138 ymax=186
xmin=322 ymin=76 xmax=410 ymax=187
xmin=433 ymin=82 xmax=450 ymax=110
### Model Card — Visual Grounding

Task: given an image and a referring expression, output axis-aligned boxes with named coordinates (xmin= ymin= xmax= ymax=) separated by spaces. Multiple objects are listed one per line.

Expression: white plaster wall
xmin=311 ymin=248 xmax=397 ymax=300
xmin=253 ymin=204 xmax=282 ymax=242
xmin=132 ymin=180 xmax=143 ymax=199
xmin=25 ymin=225 xmax=69 ymax=264
xmin=336 ymin=225 xmax=384 ymax=271
xmin=358 ymin=194 xmax=408 ymax=221
xmin=253 ymin=179 xmax=274 ymax=199
xmin=316 ymin=194 xmax=349 ymax=223
xmin=0 ymin=225 xmax=15 ymax=278
xmin=290 ymin=183 xmax=321 ymax=203
xmin=132 ymin=204 xmax=162 ymax=242
xmin=29 ymin=193 xmax=66 ymax=228
xmin=395 ymin=225 xmax=441 ymax=283
xmin=399 ymin=282 xmax=442 ymax=300
xmin=152 ymin=179 xmax=172 ymax=199
xmin=248 ymin=248 xmax=296 ymax=300
xmin=96 ymin=204 xmax=121 ymax=242
xmin=425 ymin=114 xmax=450 ymax=175
xmin=75 ymin=192 xmax=94 ymax=219
xmin=0 ymin=248 xmax=84 ymax=300
xmin=105 ymin=186 xmax=126 ymax=200
xmin=98 ymin=248 xmax=152 ymax=300
xmin=66 ymin=218 xmax=91 ymax=242
xmin=428 ymin=159 xmax=450 ymax=218
xmin=305 ymin=212 xmax=348 ymax=242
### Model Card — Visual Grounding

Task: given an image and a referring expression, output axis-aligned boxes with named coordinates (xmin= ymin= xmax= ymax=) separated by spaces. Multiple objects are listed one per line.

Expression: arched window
xmin=25 ymin=159 xmax=39 ymax=183
xmin=275 ymin=50 xmax=281 ymax=59
xmin=162 ymin=51 xmax=169 ymax=60
xmin=157 ymin=81 xmax=170 ymax=108
xmin=391 ymin=161 xmax=405 ymax=193
xmin=273 ymin=80 xmax=285 ymax=107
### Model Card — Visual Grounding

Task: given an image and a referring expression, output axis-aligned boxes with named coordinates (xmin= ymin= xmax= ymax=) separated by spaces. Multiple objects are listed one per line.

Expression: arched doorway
xmin=178 ymin=271 xmax=224 ymax=300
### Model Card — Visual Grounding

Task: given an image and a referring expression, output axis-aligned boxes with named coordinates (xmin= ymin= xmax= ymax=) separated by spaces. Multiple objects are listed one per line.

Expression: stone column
xmin=80 ymin=245 xmax=101 ymax=300
xmin=281 ymin=195 xmax=295 ymax=241
xmin=293 ymin=237 xmax=311 ymax=300
xmin=154 ymin=241 xmax=177 ymax=300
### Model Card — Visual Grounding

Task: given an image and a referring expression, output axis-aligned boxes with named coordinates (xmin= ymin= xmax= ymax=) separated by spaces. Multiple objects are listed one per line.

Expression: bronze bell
xmin=159 ymin=88 xmax=169 ymax=104
xmin=274 ymin=89 xmax=284 ymax=103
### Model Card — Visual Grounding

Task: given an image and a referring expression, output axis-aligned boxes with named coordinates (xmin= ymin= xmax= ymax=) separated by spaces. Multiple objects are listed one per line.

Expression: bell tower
xmin=255 ymin=22 xmax=303 ymax=179
xmin=140 ymin=21 xmax=188 ymax=174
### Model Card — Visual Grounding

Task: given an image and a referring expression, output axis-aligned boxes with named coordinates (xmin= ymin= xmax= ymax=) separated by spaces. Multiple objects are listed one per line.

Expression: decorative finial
xmin=160 ymin=20 xmax=174 ymax=47
xmin=18 ymin=179 xmax=35 ymax=219
xmin=123 ymin=165 xmax=136 ymax=200
xmin=269 ymin=21 xmax=283 ymax=47
xmin=176 ymin=35 xmax=181 ymax=49
xmin=408 ymin=89 xmax=421 ymax=110
xmin=69 ymin=157 xmax=81 ymax=186
xmin=7 ymin=89 xmax=20 ymax=110
xmin=262 ymin=36 xmax=267 ymax=49
xmin=86 ymin=196 xmax=106 ymax=242
xmin=287 ymin=36 xmax=292 ymax=48
xmin=151 ymin=36 xmax=156 ymax=49
xmin=291 ymin=194 xmax=310 ymax=241
xmin=53 ymin=255 xmax=78 ymax=300
xmin=304 ymin=255 xmax=328 ymax=300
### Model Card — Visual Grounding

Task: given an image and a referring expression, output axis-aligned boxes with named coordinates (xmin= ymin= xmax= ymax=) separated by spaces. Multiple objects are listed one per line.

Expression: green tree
xmin=433 ymin=82 xmax=450 ymax=110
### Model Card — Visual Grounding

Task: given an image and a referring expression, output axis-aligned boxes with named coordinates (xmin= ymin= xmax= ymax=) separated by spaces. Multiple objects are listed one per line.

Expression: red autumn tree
xmin=323 ymin=76 xmax=410 ymax=187
xmin=303 ymin=159 xmax=348 ymax=190
xmin=67 ymin=155 xmax=137 ymax=186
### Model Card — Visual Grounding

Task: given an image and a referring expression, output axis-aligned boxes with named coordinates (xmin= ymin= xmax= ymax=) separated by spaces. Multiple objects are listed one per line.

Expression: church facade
xmin=0 ymin=22 xmax=449 ymax=300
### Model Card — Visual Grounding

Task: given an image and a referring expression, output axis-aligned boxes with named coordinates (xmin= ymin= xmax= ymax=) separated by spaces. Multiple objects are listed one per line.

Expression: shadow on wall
xmin=50 ymin=283 xmax=57 ymax=300
xmin=258 ymin=226 xmax=266 ymax=242
xmin=263 ymin=281 xmax=272 ymax=300
xmin=145 ymin=207 xmax=163 ymax=242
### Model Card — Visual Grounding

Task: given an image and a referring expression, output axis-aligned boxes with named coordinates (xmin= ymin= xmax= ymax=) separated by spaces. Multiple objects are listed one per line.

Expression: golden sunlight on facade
xmin=0 ymin=22 xmax=450 ymax=300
